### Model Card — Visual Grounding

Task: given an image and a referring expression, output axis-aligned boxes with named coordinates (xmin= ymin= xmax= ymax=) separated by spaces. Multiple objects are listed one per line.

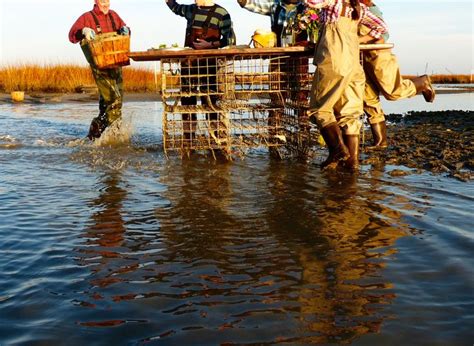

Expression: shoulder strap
xmin=89 ymin=11 xmax=101 ymax=33
xmin=108 ymin=12 xmax=117 ymax=32
xmin=200 ymin=5 xmax=218 ymax=37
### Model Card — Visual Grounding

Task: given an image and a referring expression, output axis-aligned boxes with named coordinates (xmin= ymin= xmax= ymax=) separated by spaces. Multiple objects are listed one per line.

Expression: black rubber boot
xmin=87 ymin=117 xmax=108 ymax=140
xmin=320 ymin=122 xmax=350 ymax=169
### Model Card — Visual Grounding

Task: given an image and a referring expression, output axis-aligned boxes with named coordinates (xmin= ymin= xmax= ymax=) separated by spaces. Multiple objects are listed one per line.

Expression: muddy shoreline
xmin=0 ymin=87 xmax=472 ymax=104
xmin=365 ymin=110 xmax=473 ymax=181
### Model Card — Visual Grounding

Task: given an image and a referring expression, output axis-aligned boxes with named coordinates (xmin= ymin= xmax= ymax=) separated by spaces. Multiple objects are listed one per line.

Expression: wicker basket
xmin=81 ymin=33 xmax=130 ymax=69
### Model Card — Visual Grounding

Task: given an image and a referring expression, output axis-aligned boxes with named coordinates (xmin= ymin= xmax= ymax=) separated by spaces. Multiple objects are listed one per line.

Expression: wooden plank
xmin=129 ymin=43 xmax=394 ymax=62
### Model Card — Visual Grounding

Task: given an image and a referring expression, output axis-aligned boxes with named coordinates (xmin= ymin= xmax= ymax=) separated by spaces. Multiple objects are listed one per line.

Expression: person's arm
xmin=165 ymin=0 xmax=193 ymax=19
xmin=359 ymin=4 xmax=388 ymax=40
xmin=69 ymin=13 xmax=88 ymax=44
xmin=110 ymin=10 xmax=131 ymax=35
xmin=237 ymin=0 xmax=274 ymax=16
xmin=218 ymin=11 xmax=233 ymax=47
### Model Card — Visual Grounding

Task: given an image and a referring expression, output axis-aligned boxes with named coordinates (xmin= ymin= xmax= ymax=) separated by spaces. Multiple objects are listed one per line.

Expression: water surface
xmin=0 ymin=98 xmax=473 ymax=345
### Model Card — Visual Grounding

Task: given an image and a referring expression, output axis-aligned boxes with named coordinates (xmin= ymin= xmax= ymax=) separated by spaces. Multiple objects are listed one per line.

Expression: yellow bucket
xmin=252 ymin=31 xmax=276 ymax=48
xmin=11 ymin=91 xmax=25 ymax=102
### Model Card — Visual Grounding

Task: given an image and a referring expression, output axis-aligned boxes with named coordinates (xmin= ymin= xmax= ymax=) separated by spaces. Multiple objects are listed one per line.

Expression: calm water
xmin=0 ymin=95 xmax=473 ymax=345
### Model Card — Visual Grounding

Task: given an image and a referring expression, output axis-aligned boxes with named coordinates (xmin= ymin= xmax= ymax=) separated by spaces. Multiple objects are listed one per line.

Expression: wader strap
xmin=185 ymin=6 xmax=198 ymax=45
xmin=90 ymin=11 xmax=102 ymax=33
xmin=108 ymin=12 xmax=117 ymax=32
xmin=198 ymin=5 xmax=217 ymax=38
xmin=89 ymin=11 xmax=118 ymax=34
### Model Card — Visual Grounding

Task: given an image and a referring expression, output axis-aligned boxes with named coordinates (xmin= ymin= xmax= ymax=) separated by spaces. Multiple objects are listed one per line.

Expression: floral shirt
xmin=305 ymin=0 xmax=387 ymax=38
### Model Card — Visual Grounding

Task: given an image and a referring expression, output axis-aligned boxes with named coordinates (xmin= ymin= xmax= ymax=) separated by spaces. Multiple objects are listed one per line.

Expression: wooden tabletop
xmin=129 ymin=43 xmax=394 ymax=62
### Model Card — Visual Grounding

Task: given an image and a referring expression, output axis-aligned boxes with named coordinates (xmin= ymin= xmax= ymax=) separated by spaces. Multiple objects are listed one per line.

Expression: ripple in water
xmin=0 ymin=102 xmax=472 ymax=345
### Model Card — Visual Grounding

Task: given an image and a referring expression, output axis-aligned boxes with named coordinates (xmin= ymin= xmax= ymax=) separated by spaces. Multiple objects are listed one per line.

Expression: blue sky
xmin=0 ymin=0 xmax=472 ymax=74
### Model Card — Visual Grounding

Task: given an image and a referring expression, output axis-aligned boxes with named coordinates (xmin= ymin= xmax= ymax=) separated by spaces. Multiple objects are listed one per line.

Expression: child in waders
xmin=305 ymin=0 xmax=387 ymax=172
xmin=359 ymin=0 xmax=435 ymax=149
xmin=69 ymin=0 xmax=130 ymax=140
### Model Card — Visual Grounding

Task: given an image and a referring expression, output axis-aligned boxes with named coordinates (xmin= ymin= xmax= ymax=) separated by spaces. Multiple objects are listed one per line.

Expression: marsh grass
xmin=0 ymin=64 xmax=157 ymax=93
xmin=0 ymin=64 xmax=471 ymax=94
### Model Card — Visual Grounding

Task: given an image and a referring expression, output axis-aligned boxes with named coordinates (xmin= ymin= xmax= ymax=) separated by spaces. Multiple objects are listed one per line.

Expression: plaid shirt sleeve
xmin=360 ymin=4 xmax=388 ymax=39
xmin=242 ymin=0 xmax=274 ymax=16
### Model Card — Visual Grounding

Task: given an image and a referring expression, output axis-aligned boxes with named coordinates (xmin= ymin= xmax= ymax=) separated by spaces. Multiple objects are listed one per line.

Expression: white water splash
xmin=93 ymin=119 xmax=134 ymax=147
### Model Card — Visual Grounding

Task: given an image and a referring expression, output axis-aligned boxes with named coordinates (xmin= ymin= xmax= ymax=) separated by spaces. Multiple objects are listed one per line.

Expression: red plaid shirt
xmin=69 ymin=5 xmax=127 ymax=43
xmin=306 ymin=0 xmax=387 ymax=39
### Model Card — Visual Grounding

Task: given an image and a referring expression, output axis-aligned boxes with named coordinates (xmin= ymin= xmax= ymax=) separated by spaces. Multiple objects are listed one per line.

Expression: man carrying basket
xmin=69 ymin=0 xmax=130 ymax=140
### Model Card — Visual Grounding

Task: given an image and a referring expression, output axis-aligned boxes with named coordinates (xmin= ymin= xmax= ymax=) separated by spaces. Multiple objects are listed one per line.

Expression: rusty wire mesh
xmin=159 ymin=54 xmax=319 ymax=158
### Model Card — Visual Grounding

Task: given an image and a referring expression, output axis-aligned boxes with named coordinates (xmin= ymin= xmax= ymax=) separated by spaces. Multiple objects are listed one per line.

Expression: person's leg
xmin=331 ymin=18 xmax=365 ymax=172
xmin=337 ymin=60 xmax=364 ymax=172
xmin=365 ymin=49 xmax=417 ymax=100
xmin=363 ymin=74 xmax=388 ymax=147
xmin=88 ymin=67 xmax=123 ymax=139
xmin=366 ymin=49 xmax=435 ymax=102
xmin=308 ymin=23 xmax=353 ymax=168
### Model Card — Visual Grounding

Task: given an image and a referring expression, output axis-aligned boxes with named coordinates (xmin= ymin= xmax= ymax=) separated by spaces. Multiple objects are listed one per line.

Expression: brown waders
xmin=362 ymin=47 xmax=435 ymax=148
xmin=309 ymin=17 xmax=363 ymax=171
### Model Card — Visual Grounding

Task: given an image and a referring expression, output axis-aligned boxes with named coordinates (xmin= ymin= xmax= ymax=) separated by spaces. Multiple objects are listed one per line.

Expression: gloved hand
xmin=82 ymin=27 xmax=96 ymax=41
xmin=118 ymin=26 xmax=130 ymax=36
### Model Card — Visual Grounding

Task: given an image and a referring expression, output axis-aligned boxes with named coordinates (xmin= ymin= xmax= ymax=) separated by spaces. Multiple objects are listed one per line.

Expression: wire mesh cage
xmin=159 ymin=52 xmax=320 ymax=158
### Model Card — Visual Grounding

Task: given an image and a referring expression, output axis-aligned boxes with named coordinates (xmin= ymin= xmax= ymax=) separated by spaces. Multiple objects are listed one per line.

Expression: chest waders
xmin=87 ymin=11 xmax=124 ymax=140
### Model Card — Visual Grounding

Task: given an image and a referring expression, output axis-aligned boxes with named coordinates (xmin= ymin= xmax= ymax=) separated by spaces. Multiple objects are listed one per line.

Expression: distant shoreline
xmin=0 ymin=86 xmax=472 ymax=105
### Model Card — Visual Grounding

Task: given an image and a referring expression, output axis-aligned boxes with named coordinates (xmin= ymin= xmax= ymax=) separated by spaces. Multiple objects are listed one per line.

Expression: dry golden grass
xmin=0 ymin=64 xmax=471 ymax=94
xmin=421 ymin=74 xmax=472 ymax=84
xmin=0 ymin=64 xmax=158 ymax=93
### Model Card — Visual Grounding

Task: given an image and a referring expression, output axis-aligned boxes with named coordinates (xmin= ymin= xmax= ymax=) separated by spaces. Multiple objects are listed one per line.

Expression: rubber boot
xmin=411 ymin=75 xmax=435 ymax=103
xmin=341 ymin=134 xmax=360 ymax=173
xmin=87 ymin=117 xmax=107 ymax=140
xmin=319 ymin=122 xmax=350 ymax=169
xmin=368 ymin=121 xmax=388 ymax=148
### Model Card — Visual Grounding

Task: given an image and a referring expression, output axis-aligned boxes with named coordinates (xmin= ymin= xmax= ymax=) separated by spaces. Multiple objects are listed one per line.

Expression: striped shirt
xmin=166 ymin=1 xmax=233 ymax=47
xmin=306 ymin=0 xmax=387 ymax=38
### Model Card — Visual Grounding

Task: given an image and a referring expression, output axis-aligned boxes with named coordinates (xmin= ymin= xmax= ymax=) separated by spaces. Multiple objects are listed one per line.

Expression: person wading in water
xmin=69 ymin=0 xmax=130 ymax=140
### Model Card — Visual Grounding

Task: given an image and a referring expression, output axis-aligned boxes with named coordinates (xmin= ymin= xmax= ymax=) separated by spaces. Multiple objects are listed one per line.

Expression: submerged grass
xmin=0 ymin=64 xmax=471 ymax=94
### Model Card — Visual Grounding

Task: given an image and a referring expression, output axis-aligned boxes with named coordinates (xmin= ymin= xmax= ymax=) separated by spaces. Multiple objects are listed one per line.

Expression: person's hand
xmin=118 ymin=26 xmax=130 ymax=36
xmin=193 ymin=38 xmax=214 ymax=50
xmin=82 ymin=27 xmax=96 ymax=41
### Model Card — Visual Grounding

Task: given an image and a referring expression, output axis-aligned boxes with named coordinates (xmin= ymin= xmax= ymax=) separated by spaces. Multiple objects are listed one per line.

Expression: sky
xmin=0 ymin=0 xmax=473 ymax=75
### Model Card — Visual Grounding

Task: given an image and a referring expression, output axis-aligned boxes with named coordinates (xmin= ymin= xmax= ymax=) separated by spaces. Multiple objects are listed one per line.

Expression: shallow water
xmin=382 ymin=88 xmax=473 ymax=114
xmin=0 ymin=98 xmax=473 ymax=345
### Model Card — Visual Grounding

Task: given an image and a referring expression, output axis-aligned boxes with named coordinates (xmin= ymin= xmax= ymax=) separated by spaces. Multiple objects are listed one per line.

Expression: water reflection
xmin=67 ymin=148 xmax=423 ymax=343
xmin=78 ymin=171 xmax=131 ymax=295
xmin=264 ymin=164 xmax=409 ymax=343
